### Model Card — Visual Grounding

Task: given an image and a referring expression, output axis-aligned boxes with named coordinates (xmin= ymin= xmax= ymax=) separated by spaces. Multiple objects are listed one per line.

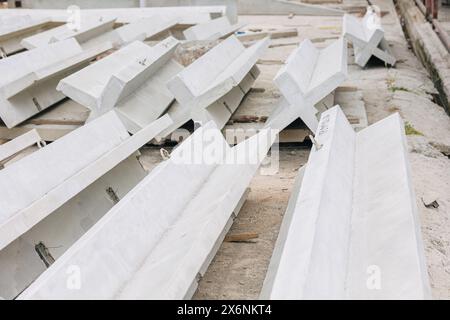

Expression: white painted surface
xmin=265 ymin=37 xmax=347 ymax=133
xmin=343 ymin=10 xmax=396 ymax=67
xmin=263 ymin=106 xmax=431 ymax=299
xmin=0 ymin=38 xmax=112 ymax=128
xmin=19 ymin=121 xmax=275 ymax=300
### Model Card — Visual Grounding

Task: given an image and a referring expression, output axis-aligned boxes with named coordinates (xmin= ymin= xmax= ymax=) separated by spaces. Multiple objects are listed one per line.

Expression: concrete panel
xmin=0 ymin=38 xmax=112 ymax=128
xmin=19 ymin=121 xmax=275 ymax=299
xmin=343 ymin=9 xmax=396 ymax=67
xmin=265 ymin=37 xmax=347 ymax=133
xmin=262 ymin=106 xmax=431 ymax=299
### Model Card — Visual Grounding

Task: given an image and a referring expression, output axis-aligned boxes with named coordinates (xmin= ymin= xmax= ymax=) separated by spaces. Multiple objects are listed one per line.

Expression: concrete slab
xmin=183 ymin=16 xmax=245 ymax=41
xmin=343 ymin=9 xmax=396 ymax=67
xmin=58 ymin=38 xmax=181 ymax=132
xmin=18 ymin=121 xmax=275 ymax=300
xmin=262 ymin=105 xmax=431 ymax=299
xmin=265 ymin=37 xmax=347 ymax=133
xmin=0 ymin=38 xmax=112 ymax=128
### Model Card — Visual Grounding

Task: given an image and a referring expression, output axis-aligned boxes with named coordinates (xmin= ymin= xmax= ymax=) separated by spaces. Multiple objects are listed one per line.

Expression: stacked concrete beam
xmin=0 ymin=15 xmax=56 ymax=55
xmin=22 ymin=16 xmax=177 ymax=50
xmin=265 ymin=37 xmax=347 ymax=133
xmin=58 ymin=38 xmax=182 ymax=133
xmin=21 ymin=17 xmax=116 ymax=49
xmin=167 ymin=35 xmax=269 ymax=131
xmin=19 ymin=121 xmax=275 ymax=299
xmin=0 ymin=38 xmax=112 ymax=128
xmin=183 ymin=16 xmax=244 ymax=41
xmin=0 ymin=111 xmax=172 ymax=299
xmin=0 ymin=129 xmax=44 ymax=165
xmin=343 ymin=9 xmax=396 ymax=67
xmin=261 ymin=106 xmax=431 ymax=299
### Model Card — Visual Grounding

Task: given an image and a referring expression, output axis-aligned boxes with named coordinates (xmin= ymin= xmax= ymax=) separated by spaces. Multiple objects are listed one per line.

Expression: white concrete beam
xmin=183 ymin=16 xmax=245 ymax=41
xmin=19 ymin=121 xmax=275 ymax=300
xmin=262 ymin=105 xmax=431 ymax=299
xmin=58 ymin=38 xmax=181 ymax=133
xmin=0 ymin=38 xmax=112 ymax=128
xmin=0 ymin=6 xmax=227 ymax=25
xmin=343 ymin=9 xmax=396 ymax=67
xmin=22 ymin=16 xmax=178 ymax=50
xmin=265 ymin=37 xmax=347 ymax=133
xmin=0 ymin=129 xmax=43 ymax=164
xmin=167 ymin=35 xmax=269 ymax=130
xmin=0 ymin=15 xmax=54 ymax=55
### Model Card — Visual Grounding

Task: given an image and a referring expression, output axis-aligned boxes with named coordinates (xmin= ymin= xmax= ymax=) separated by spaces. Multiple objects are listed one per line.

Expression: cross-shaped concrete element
xmin=265 ymin=37 xmax=347 ymax=133
xmin=167 ymin=35 xmax=269 ymax=130
xmin=343 ymin=9 xmax=396 ymax=68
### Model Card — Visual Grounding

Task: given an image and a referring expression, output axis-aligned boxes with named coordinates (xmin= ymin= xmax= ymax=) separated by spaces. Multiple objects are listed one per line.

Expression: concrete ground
xmin=142 ymin=0 xmax=450 ymax=299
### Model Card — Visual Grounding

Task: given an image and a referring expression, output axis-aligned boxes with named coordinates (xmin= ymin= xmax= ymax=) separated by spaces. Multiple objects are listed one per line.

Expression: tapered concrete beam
xmin=343 ymin=9 xmax=396 ymax=67
xmin=21 ymin=17 xmax=116 ymax=49
xmin=58 ymin=38 xmax=182 ymax=133
xmin=262 ymin=106 xmax=431 ymax=299
xmin=0 ymin=111 xmax=172 ymax=253
xmin=19 ymin=121 xmax=275 ymax=300
xmin=167 ymin=35 xmax=269 ymax=130
xmin=183 ymin=16 xmax=245 ymax=41
xmin=0 ymin=113 xmax=172 ymax=299
xmin=22 ymin=16 xmax=177 ymax=50
xmin=0 ymin=129 xmax=43 ymax=164
xmin=0 ymin=15 xmax=55 ymax=55
xmin=0 ymin=38 xmax=112 ymax=128
xmin=265 ymin=37 xmax=347 ymax=133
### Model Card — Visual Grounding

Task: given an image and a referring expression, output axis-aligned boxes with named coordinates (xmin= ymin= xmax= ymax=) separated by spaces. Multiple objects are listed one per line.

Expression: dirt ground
xmin=142 ymin=0 xmax=450 ymax=299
